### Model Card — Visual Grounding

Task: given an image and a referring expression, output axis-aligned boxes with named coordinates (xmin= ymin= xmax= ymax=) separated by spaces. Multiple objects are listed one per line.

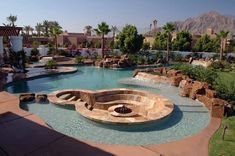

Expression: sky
xmin=0 ymin=0 xmax=235 ymax=33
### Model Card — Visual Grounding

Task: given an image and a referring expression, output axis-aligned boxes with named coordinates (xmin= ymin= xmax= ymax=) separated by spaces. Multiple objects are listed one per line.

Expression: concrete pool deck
xmin=0 ymin=91 xmax=221 ymax=156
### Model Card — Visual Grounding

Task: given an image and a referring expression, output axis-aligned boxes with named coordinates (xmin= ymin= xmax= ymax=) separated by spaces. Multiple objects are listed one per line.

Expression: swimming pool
xmin=5 ymin=66 xmax=210 ymax=145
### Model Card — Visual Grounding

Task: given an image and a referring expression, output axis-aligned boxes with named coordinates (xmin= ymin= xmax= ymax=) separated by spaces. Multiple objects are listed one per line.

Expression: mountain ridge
xmin=173 ymin=11 xmax=235 ymax=35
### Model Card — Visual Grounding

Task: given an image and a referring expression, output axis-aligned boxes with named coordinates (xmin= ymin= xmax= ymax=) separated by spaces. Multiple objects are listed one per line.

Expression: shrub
xmin=75 ymin=56 xmax=84 ymax=64
xmin=213 ymin=73 xmax=235 ymax=103
xmin=209 ymin=61 xmax=232 ymax=72
xmin=45 ymin=60 xmax=57 ymax=69
xmin=58 ymin=49 xmax=71 ymax=57
xmin=155 ymin=51 xmax=164 ymax=60
xmin=172 ymin=53 xmax=183 ymax=62
xmin=31 ymin=48 xmax=39 ymax=56
xmin=172 ymin=64 xmax=217 ymax=84
xmin=128 ymin=54 xmax=138 ymax=65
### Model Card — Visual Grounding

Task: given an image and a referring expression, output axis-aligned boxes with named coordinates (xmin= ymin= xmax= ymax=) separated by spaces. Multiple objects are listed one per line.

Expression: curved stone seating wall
xmin=48 ymin=88 xmax=174 ymax=124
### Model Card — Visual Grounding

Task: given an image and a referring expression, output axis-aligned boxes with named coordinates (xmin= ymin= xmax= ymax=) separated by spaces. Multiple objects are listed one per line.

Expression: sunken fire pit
xmin=115 ymin=105 xmax=132 ymax=114
xmin=48 ymin=88 xmax=174 ymax=124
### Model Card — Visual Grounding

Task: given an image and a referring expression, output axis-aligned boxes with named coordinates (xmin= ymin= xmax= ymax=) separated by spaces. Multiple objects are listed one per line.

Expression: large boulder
xmin=36 ymin=94 xmax=48 ymax=103
xmin=133 ymin=69 xmax=140 ymax=77
xmin=160 ymin=68 xmax=168 ymax=76
xmin=19 ymin=93 xmax=35 ymax=103
xmin=95 ymin=61 xmax=103 ymax=67
xmin=179 ymin=79 xmax=193 ymax=97
xmin=224 ymin=103 xmax=234 ymax=117
xmin=196 ymin=95 xmax=211 ymax=110
xmin=111 ymin=64 xmax=119 ymax=68
xmin=189 ymin=81 xmax=209 ymax=99
xmin=211 ymin=98 xmax=227 ymax=118
xmin=170 ymin=76 xmax=184 ymax=87
xmin=196 ymin=95 xmax=227 ymax=118
xmin=167 ymin=69 xmax=181 ymax=77
xmin=205 ymin=89 xmax=217 ymax=98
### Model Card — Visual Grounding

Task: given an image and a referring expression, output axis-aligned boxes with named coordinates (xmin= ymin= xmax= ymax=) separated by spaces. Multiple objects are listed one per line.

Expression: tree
xmin=6 ymin=14 xmax=17 ymax=27
xmin=94 ymin=22 xmax=111 ymax=58
xmin=43 ymin=20 xmax=50 ymax=36
xmin=163 ymin=22 xmax=175 ymax=63
xmin=116 ymin=25 xmax=144 ymax=54
xmin=193 ymin=34 xmax=219 ymax=52
xmin=50 ymin=25 xmax=63 ymax=55
xmin=23 ymin=25 xmax=31 ymax=35
xmin=111 ymin=25 xmax=118 ymax=43
xmin=173 ymin=31 xmax=192 ymax=51
xmin=30 ymin=27 xmax=34 ymax=35
xmin=152 ymin=32 xmax=167 ymax=50
xmin=142 ymin=42 xmax=150 ymax=51
xmin=35 ymin=23 xmax=43 ymax=36
xmin=84 ymin=25 xmax=93 ymax=36
xmin=216 ymin=30 xmax=229 ymax=61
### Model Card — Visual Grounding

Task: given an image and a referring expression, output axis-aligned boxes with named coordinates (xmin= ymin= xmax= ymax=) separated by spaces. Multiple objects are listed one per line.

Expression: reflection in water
xmin=12 ymin=80 xmax=29 ymax=93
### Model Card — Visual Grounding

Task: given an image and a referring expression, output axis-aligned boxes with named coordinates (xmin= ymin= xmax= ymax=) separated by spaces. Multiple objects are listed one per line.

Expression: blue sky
xmin=0 ymin=0 xmax=235 ymax=33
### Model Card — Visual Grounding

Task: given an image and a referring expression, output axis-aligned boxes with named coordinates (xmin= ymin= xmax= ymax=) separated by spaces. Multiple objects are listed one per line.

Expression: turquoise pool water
xmin=6 ymin=66 xmax=210 ymax=145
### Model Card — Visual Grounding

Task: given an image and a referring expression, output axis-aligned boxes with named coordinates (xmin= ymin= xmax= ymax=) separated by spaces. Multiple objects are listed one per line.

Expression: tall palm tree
xmin=94 ymin=22 xmax=111 ymax=58
xmin=149 ymin=24 xmax=152 ymax=35
xmin=216 ymin=30 xmax=229 ymax=61
xmin=84 ymin=25 xmax=93 ymax=36
xmin=35 ymin=23 xmax=43 ymax=36
xmin=30 ymin=27 xmax=34 ymax=35
xmin=43 ymin=20 xmax=50 ymax=36
xmin=111 ymin=25 xmax=118 ymax=43
xmin=23 ymin=25 xmax=31 ymax=35
xmin=6 ymin=14 xmax=17 ymax=27
xmin=50 ymin=25 xmax=63 ymax=55
xmin=163 ymin=22 xmax=175 ymax=63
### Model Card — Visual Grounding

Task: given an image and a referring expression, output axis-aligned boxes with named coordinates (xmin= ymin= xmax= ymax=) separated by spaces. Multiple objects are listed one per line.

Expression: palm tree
xmin=163 ymin=22 xmax=175 ymax=63
xmin=149 ymin=24 xmax=152 ymax=35
xmin=216 ymin=30 xmax=229 ymax=61
xmin=35 ymin=23 xmax=43 ymax=36
xmin=23 ymin=25 xmax=31 ymax=35
xmin=6 ymin=14 xmax=17 ymax=27
xmin=94 ymin=22 xmax=111 ymax=58
xmin=30 ymin=27 xmax=34 ymax=35
xmin=111 ymin=25 xmax=118 ymax=43
xmin=84 ymin=25 xmax=93 ymax=36
xmin=50 ymin=25 xmax=63 ymax=55
xmin=43 ymin=20 xmax=50 ymax=36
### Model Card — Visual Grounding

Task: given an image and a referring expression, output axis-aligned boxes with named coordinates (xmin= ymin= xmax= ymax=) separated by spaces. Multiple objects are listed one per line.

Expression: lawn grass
xmin=209 ymin=116 xmax=235 ymax=156
xmin=208 ymin=71 xmax=235 ymax=156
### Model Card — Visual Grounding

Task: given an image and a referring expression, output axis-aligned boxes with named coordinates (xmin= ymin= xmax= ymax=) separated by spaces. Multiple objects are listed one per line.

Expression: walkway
xmin=0 ymin=91 xmax=221 ymax=156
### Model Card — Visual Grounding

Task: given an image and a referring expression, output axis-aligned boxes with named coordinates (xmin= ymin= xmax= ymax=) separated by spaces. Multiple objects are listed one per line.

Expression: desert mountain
xmin=174 ymin=11 xmax=235 ymax=35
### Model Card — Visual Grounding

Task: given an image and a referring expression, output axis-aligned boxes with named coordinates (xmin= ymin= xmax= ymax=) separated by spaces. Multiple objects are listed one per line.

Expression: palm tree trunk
xmin=55 ymin=36 xmax=58 ymax=56
xmin=113 ymin=31 xmax=115 ymax=43
xmin=220 ymin=39 xmax=223 ymax=61
xmin=167 ymin=35 xmax=170 ymax=63
xmin=102 ymin=34 xmax=105 ymax=58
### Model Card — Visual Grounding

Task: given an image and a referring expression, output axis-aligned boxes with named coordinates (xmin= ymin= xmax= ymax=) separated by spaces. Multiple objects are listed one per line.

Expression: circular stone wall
xmin=48 ymin=88 xmax=174 ymax=125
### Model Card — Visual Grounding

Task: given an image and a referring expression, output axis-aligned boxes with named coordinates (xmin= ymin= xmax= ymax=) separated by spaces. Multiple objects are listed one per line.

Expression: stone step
xmin=77 ymin=99 xmax=82 ymax=102
xmin=67 ymin=96 xmax=77 ymax=102
xmin=59 ymin=94 xmax=73 ymax=100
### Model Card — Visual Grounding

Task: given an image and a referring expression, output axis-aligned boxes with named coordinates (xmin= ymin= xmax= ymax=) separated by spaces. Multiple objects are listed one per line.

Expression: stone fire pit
xmin=108 ymin=105 xmax=138 ymax=117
